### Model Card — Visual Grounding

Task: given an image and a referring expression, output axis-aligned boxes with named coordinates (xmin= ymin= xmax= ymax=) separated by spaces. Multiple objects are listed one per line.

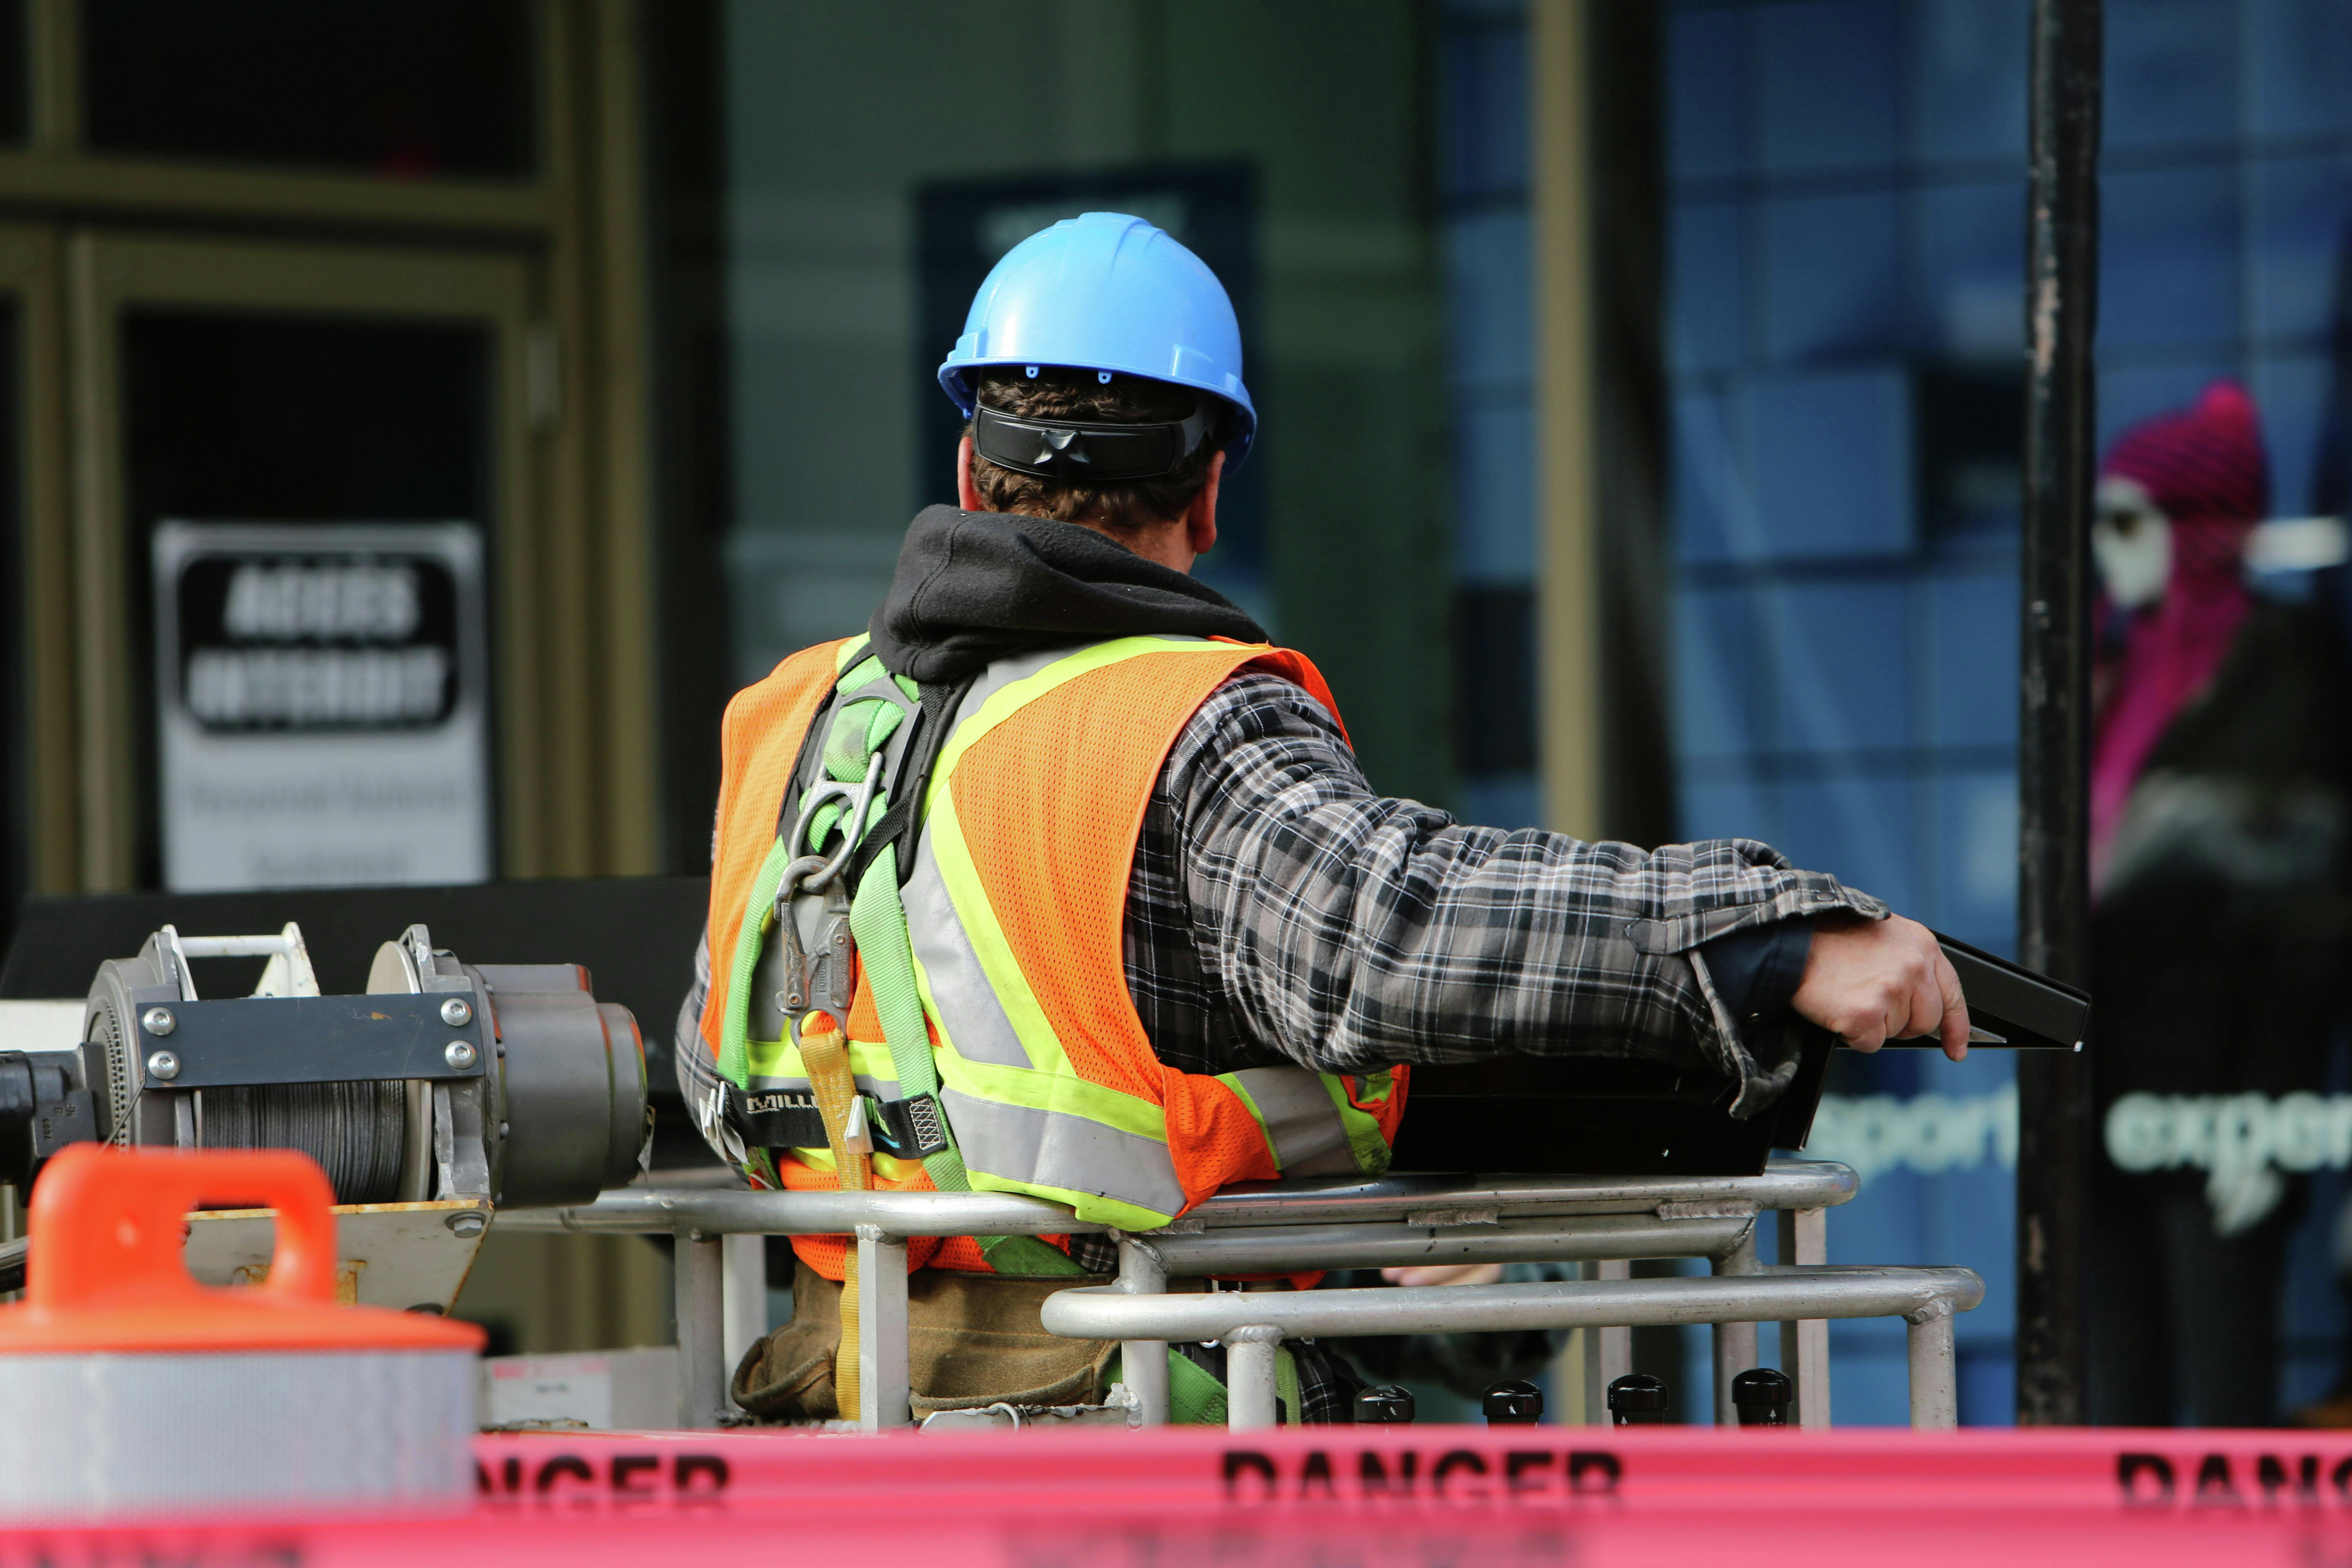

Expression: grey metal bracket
xmin=134 ymin=994 xmax=487 ymax=1090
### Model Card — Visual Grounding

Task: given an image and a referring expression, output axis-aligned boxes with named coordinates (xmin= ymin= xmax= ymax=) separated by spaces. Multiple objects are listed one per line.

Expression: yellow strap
xmin=799 ymin=1018 xmax=870 ymax=1417
xmin=836 ymin=1248 xmax=861 ymax=1420
xmin=797 ymin=1022 xmax=871 ymax=1192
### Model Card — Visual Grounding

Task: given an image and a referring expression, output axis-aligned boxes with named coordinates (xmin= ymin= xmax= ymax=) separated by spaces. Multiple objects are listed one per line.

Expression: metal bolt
xmin=141 ymin=1007 xmax=176 ymax=1036
xmin=439 ymin=997 xmax=473 ymax=1028
xmin=444 ymin=1040 xmax=479 ymax=1071
xmin=445 ymin=1210 xmax=486 ymax=1238
xmin=146 ymin=1050 xmax=180 ymax=1081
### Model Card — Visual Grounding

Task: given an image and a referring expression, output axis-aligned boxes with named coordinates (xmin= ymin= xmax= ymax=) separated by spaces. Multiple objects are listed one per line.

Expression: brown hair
xmin=965 ymin=366 xmax=1226 ymax=532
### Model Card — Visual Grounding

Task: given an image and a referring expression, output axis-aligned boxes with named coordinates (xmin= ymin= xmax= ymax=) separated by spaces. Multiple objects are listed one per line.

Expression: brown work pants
xmin=731 ymin=1257 xmax=1117 ymax=1421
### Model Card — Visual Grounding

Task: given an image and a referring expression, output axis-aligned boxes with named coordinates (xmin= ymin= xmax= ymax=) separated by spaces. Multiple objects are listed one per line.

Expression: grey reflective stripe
xmin=903 ymin=832 xmax=1032 ymax=1069
xmin=939 ymin=638 xmax=1213 ymax=763
xmin=952 ymin=642 xmax=1093 ymax=727
xmin=904 ymin=636 xmax=1287 ymax=1218
xmin=939 ymin=1088 xmax=1188 ymax=1219
xmin=1227 ymin=1067 xmax=1364 ymax=1177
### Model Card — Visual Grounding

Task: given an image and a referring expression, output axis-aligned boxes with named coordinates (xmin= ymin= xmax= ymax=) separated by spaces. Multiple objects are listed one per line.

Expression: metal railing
xmin=499 ymin=1158 xmax=1982 ymax=1431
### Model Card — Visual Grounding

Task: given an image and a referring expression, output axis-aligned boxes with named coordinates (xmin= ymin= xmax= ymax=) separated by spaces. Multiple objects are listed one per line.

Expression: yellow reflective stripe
xmin=961 ymin=1166 xmax=1173 ymax=1232
xmin=946 ymin=1053 xmax=1168 ymax=1142
xmin=921 ymin=789 xmax=1063 ymax=1074
xmin=744 ymin=1034 xmax=900 ymax=1082
xmin=919 ymin=789 xmax=1170 ymax=1142
xmin=783 ymin=1146 xmax=930 ymax=1182
xmin=929 ymin=636 xmax=1265 ymax=792
xmin=1322 ymin=1075 xmax=1396 ymax=1174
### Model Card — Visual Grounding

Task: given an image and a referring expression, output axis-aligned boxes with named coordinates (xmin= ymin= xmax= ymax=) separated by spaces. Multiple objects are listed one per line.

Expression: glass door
xmin=63 ymin=232 xmax=535 ymax=890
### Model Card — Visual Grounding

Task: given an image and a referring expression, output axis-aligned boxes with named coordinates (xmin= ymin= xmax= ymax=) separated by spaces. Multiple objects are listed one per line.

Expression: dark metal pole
xmin=2015 ymin=0 xmax=2101 ymax=1427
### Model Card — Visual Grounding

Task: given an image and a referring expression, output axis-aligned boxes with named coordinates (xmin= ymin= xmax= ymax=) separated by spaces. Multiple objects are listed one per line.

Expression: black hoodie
xmin=867 ymin=505 xmax=1265 ymax=684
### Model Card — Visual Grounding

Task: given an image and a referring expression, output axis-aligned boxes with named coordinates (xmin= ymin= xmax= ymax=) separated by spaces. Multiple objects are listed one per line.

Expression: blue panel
xmin=1460 ymin=773 xmax=1541 ymax=832
xmin=1444 ymin=209 xmax=1532 ymax=393
xmin=2097 ymin=360 xmax=2236 ymax=456
xmin=2281 ymin=1166 xmax=2350 ymax=1414
xmin=1826 ymin=1165 xmax=1930 ymax=1425
xmin=1674 ymin=584 xmax=1768 ymax=761
xmin=1957 ymin=1347 xmax=2017 ymax=1426
xmin=1748 ymin=367 xmax=1916 ymax=560
xmin=1827 ymin=1325 xmax=1915 ymax=1425
xmin=1668 ymin=5 xmax=1746 ymax=184
xmin=1763 ymin=189 xmax=1904 ymax=362
xmin=1916 ymin=178 xmax=2027 ymax=364
xmin=1672 ymin=387 xmax=1747 ymax=564
xmin=2104 ymin=0 xmax=2239 ymax=151
xmin=1926 ymin=570 xmax=2019 ymax=748
xmin=2101 ymin=164 xmax=2241 ymax=351
xmin=1820 ymin=1117 xmax=2017 ymax=1424
xmin=1678 ymin=774 xmax=1779 ymax=847
xmin=2251 ymin=155 xmax=2352 ymax=347
xmin=1671 ymin=200 xmax=1745 ymax=375
xmin=1756 ymin=0 xmax=1902 ymax=176
xmin=1443 ymin=16 xmax=1528 ymax=200
xmin=1778 ymin=773 xmax=1918 ymax=911
xmin=1762 ymin=579 xmax=1911 ymax=754
xmin=1451 ymin=400 xmax=1535 ymax=583
xmin=1909 ymin=0 xmax=2030 ymax=164
xmin=2250 ymin=352 xmax=2332 ymax=518
xmin=1930 ymin=767 xmax=2020 ymax=943
xmin=2252 ymin=0 xmax=2352 ymax=139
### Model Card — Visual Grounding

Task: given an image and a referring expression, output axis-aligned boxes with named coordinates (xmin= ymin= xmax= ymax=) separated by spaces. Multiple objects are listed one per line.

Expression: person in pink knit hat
xmin=2086 ymin=381 xmax=2352 ymax=1427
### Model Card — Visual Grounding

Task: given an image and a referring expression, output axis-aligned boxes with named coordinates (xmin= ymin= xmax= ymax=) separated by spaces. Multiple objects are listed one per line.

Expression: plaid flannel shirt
xmin=675 ymin=664 xmax=1883 ymax=1422
xmin=676 ymin=665 xmax=1882 ymax=1157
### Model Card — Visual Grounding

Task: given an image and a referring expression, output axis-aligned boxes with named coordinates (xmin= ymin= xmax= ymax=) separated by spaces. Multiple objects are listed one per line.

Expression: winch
xmin=0 ymin=920 xmax=649 ymax=1210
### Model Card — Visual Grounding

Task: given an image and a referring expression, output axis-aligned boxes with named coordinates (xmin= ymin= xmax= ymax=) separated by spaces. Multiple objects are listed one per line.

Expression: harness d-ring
xmin=788 ymin=751 xmax=885 ymax=894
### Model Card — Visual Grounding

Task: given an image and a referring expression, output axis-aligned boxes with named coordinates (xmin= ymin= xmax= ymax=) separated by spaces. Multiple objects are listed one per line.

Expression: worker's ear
xmin=958 ymin=435 xmax=984 ymax=512
xmin=1184 ymin=449 xmax=1223 ymax=558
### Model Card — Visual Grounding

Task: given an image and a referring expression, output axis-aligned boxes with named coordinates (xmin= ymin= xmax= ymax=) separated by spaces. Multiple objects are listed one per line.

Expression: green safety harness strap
xmin=732 ymin=652 xmax=1085 ymax=1278
xmin=1103 ymin=1344 xmax=1304 ymax=1426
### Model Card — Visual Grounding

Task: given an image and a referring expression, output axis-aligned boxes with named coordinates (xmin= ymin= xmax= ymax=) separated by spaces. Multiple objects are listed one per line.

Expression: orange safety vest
xmin=698 ymin=635 xmax=1407 ymax=1279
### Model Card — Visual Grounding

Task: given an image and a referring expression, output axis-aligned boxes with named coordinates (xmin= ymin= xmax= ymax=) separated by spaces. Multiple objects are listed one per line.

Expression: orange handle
xmin=26 ymin=1146 xmax=339 ymax=1310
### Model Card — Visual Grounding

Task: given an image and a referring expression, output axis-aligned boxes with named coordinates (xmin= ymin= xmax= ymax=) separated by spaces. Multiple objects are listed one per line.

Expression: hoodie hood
xmin=868 ymin=505 xmax=1267 ymax=684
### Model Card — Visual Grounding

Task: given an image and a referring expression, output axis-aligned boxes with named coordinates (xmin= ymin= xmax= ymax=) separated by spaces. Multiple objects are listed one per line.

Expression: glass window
xmin=0 ymin=303 xmax=24 ymax=958
xmin=83 ymin=0 xmax=533 ymax=178
xmin=719 ymin=2 xmax=1449 ymax=805
xmin=0 ymin=0 xmax=27 ymax=148
xmin=121 ymin=312 xmax=493 ymax=885
xmin=1660 ymin=0 xmax=2352 ymax=1428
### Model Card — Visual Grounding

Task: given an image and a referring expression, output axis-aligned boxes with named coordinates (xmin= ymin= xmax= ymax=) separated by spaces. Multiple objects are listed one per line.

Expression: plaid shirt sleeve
xmin=678 ymin=666 xmax=1890 ymax=1147
xmin=1160 ymin=671 xmax=1887 ymax=1112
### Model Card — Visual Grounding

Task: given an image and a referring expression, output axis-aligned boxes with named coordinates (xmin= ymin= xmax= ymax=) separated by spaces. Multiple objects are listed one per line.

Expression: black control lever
xmin=1867 ymin=931 xmax=2089 ymax=1051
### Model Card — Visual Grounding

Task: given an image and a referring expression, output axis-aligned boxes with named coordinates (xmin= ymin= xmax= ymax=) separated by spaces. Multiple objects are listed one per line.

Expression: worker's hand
xmin=1381 ymin=1264 xmax=1504 ymax=1287
xmin=1790 ymin=914 xmax=1969 ymax=1060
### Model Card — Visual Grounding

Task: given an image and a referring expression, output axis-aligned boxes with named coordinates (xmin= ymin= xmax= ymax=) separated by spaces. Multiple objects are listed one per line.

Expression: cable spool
xmin=196 ymin=1082 xmax=407 ymax=1204
xmin=79 ymin=930 xmax=414 ymax=1204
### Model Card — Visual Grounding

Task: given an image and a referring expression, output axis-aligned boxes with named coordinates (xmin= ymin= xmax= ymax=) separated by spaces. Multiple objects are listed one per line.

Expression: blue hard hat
xmin=938 ymin=211 xmax=1257 ymax=469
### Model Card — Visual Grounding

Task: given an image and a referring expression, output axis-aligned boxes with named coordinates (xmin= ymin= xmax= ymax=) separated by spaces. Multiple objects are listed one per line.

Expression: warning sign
xmin=153 ymin=521 xmax=492 ymax=891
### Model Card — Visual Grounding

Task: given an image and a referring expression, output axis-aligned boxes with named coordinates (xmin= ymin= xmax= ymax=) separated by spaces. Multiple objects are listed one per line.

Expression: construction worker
xmin=677 ymin=212 xmax=1970 ymax=1425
